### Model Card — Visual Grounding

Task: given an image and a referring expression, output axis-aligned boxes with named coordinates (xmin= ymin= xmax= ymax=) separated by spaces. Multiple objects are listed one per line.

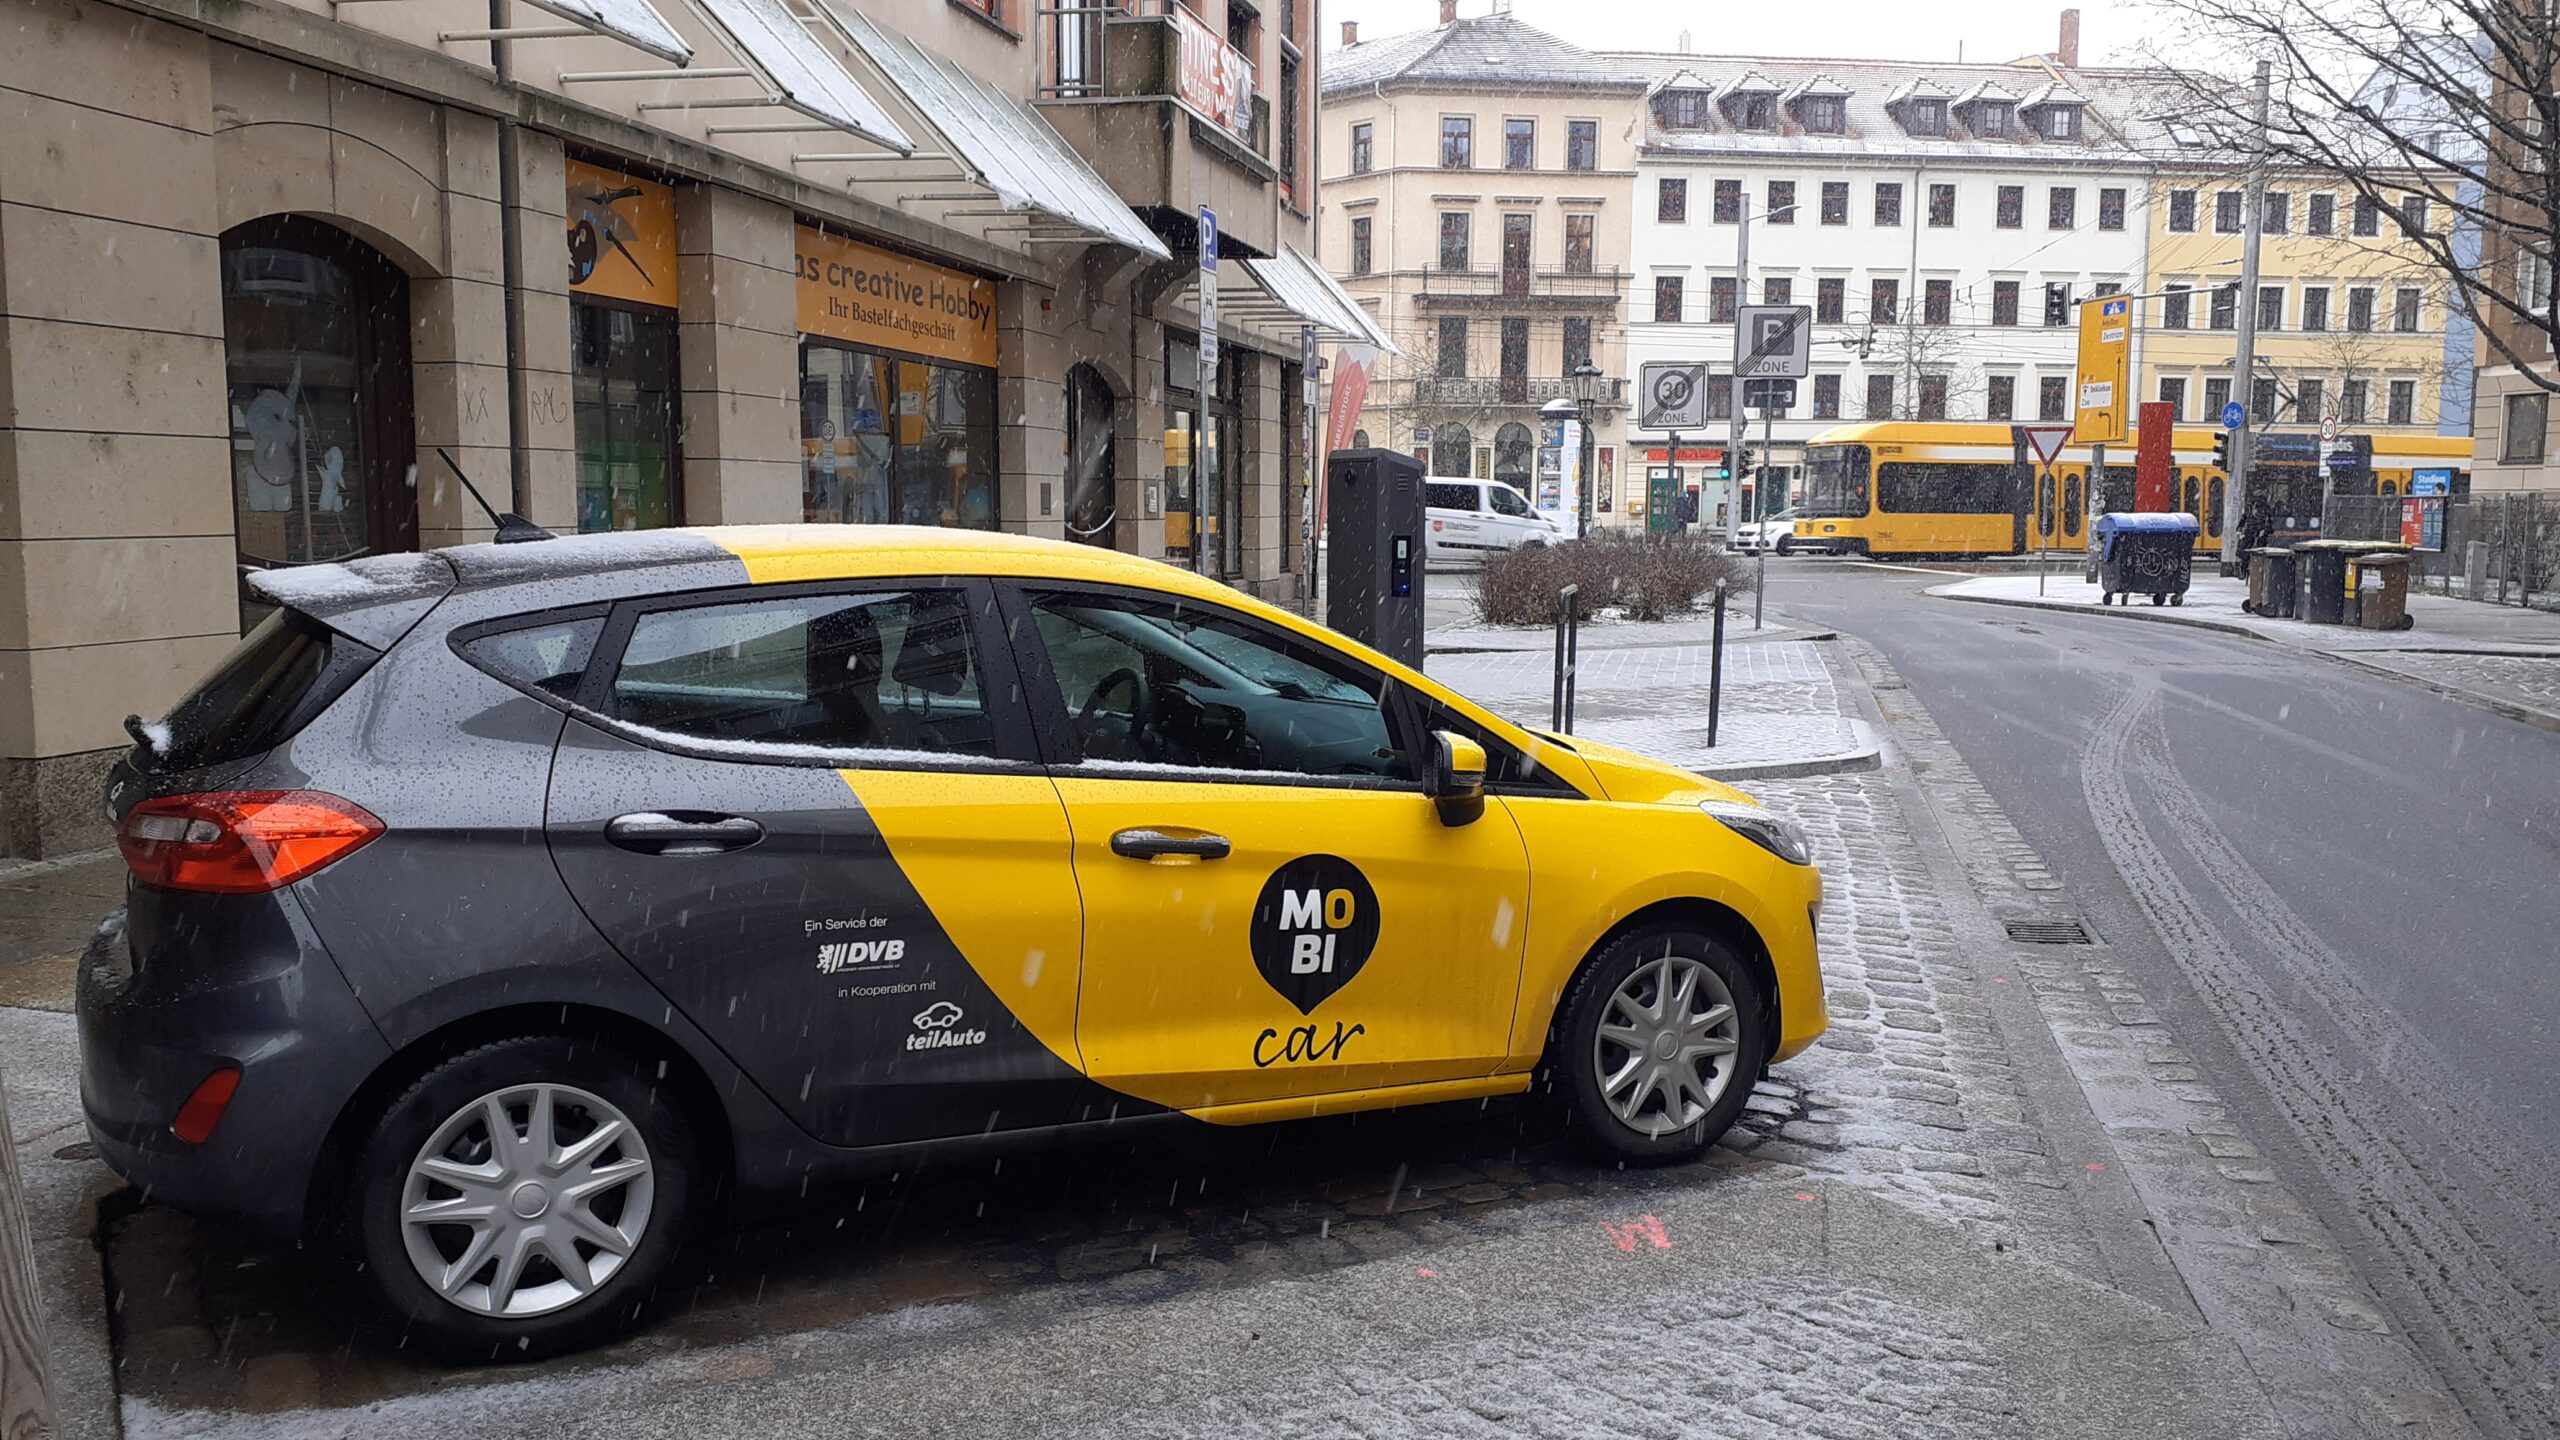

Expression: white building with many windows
xmin=1614 ymin=34 xmax=2154 ymax=523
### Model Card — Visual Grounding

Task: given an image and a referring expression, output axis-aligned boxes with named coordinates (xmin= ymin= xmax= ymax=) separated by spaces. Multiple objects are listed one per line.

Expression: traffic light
xmin=2211 ymin=430 xmax=2232 ymax=472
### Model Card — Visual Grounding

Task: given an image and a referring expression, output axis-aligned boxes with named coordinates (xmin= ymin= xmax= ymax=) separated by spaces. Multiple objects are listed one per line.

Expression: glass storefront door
xmin=219 ymin=216 xmax=414 ymax=627
xmin=572 ymin=298 xmax=680 ymax=531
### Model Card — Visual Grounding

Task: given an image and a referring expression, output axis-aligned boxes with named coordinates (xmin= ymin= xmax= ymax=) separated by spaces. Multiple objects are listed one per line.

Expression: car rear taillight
xmin=118 ymin=791 xmax=383 ymax=894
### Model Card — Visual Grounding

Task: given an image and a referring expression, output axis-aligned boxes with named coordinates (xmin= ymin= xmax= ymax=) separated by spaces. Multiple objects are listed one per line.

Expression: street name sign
xmin=1732 ymin=305 xmax=1812 ymax=378
xmin=1638 ymin=361 xmax=1710 ymax=429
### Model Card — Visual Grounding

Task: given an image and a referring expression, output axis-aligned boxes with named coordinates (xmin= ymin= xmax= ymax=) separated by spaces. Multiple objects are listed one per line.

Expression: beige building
xmin=1318 ymin=7 xmax=1641 ymax=518
xmin=0 ymin=0 xmax=1389 ymax=857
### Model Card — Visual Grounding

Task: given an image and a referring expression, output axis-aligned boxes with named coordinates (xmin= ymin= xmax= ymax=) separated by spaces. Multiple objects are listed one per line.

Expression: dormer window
xmin=1784 ymin=76 xmax=1853 ymax=136
xmin=1911 ymin=100 xmax=1946 ymax=134
xmin=1974 ymin=103 xmax=2012 ymax=138
xmin=2038 ymin=105 xmax=2082 ymax=140
xmin=1885 ymin=79 xmax=1955 ymax=138
xmin=1661 ymin=91 xmax=1712 ymax=131
xmin=1737 ymin=94 xmax=1776 ymax=131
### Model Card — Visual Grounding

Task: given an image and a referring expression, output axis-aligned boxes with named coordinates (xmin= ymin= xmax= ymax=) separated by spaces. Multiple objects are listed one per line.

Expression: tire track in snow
xmin=2084 ymin=682 xmax=2553 ymax=1438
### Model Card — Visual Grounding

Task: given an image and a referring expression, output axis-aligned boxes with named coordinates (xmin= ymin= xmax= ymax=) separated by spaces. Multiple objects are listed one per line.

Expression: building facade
xmin=2078 ymin=67 xmax=2464 ymax=454
xmin=1317 ymin=8 xmax=1642 ymax=519
xmin=2469 ymin=45 xmax=2557 ymax=489
xmin=1616 ymin=35 xmax=2151 ymax=523
xmin=0 ymin=0 xmax=1384 ymax=857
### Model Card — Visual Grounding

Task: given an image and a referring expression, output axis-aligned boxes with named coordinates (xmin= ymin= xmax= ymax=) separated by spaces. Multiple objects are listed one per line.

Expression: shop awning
xmin=1233 ymin=248 xmax=1400 ymax=353
xmin=819 ymin=6 xmax=1168 ymax=258
xmin=690 ymin=0 xmax=913 ymax=151
xmin=525 ymin=0 xmax=693 ymax=65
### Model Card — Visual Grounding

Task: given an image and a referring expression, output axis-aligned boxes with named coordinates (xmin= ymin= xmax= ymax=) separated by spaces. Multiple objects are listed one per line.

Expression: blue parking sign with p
xmin=1199 ymin=208 xmax=1218 ymax=273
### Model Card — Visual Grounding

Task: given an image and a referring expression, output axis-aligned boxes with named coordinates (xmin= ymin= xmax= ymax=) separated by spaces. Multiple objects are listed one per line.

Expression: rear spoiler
xmin=245 ymin=552 xmax=457 ymax=651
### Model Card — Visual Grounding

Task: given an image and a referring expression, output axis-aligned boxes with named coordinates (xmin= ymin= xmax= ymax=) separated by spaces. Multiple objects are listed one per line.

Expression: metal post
xmin=1707 ymin=581 xmax=1729 ymax=748
xmin=1576 ymin=398 xmax=1596 ymax=538
xmin=1757 ymin=401 xmax=1774 ymax=628
xmin=1727 ymin=197 xmax=1750 ymax=548
xmin=2091 ymin=442 xmax=2107 ymax=570
xmin=1551 ymin=583 xmax=1580 ymax=733
xmin=2219 ymin=58 xmax=2272 ymax=575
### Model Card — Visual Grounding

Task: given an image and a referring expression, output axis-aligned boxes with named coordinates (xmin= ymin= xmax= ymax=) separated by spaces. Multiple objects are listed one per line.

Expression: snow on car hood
xmin=1525 ymin=730 xmax=1752 ymax=807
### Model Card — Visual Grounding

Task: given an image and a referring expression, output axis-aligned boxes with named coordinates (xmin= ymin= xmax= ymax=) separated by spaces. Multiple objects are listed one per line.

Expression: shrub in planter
xmin=1473 ymin=532 xmax=1752 ymax=626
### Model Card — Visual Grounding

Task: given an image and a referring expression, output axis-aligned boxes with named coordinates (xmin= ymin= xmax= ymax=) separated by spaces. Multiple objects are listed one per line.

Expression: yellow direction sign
xmin=2072 ymin=294 xmax=2132 ymax=447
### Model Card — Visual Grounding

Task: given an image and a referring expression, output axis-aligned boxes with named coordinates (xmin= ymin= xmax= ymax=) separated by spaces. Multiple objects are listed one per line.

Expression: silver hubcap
xmin=400 ymin=1083 xmax=654 ymax=1319
xmin=1594 ymin=951 xmax=1743 ymax=1138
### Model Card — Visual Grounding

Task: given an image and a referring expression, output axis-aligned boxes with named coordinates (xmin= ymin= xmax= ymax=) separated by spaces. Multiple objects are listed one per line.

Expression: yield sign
xmin=2019 ymin=425 xmax=2073 ymax=469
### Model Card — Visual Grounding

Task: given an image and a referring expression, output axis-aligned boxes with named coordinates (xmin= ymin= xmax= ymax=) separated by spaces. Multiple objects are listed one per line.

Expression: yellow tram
xmin=1795 ymin=421 xmax=2472 ymax=557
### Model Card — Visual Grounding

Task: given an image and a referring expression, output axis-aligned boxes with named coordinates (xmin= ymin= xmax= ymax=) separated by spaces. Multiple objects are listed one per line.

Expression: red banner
xmin=2136 ymin=401 xmax=2174 ymax=512
xmin=1325 ymin=348 xmax=1374 ymax=455
xmin=1642 ymin=446 xmax=1725 ymax=465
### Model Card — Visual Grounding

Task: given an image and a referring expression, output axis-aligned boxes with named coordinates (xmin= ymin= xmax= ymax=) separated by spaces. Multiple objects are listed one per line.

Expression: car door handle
xmin=1110 ymin=828 xmax=1232 ymax=862
xmin=605 ymin=812 xmax=766 ymax=856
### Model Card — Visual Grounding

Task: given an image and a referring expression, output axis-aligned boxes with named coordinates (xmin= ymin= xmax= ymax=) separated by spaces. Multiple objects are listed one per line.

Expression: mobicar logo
xmin=907 ymin=1001 xmax=987 ymax=1052
xmin=1249 ymin=855 xmax=1381 ymax=1015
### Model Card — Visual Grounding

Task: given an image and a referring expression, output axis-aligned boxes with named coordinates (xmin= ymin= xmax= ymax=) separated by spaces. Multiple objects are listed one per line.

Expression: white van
xmin=1426 ymin=479 xmax=1562 ymax=564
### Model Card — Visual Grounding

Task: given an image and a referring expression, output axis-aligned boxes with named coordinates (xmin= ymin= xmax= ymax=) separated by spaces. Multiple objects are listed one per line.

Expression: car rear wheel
xmin=354 ymin=1036 xmax=695 ymax=1358
xmin=1553 ymin=925 xmax=1767 ymax=1164
xmin=1774 ymin=538 xmax=1795 ymax=556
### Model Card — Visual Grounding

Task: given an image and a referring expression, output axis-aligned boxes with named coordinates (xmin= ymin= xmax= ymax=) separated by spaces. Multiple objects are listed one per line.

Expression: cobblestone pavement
xmin=1427 ymin=641 xmax=1869 ymax=771
xmin=2348 ymin=650 xmax=2560 ymax=722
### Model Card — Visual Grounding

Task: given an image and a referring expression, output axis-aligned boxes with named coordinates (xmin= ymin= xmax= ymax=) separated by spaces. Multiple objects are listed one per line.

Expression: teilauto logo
xmin=907 ymin=1001 xmax=987 ymax=1052
xmin=816 ymin=938 xmax=904 ymax=974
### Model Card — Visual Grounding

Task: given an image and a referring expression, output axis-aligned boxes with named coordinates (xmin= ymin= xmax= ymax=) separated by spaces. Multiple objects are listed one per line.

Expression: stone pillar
xmin=676 ymin=186 xmax=801 ymax=524
xmin=0 ymin=0 xmax=231 ymax=856
xmin=1236 ymin=348 xmax=1286 ymax=596
xmin=418 ymin=112 xmax=538 ymax=546
xmin=996 ymin=278 xmax=1068 ymax=539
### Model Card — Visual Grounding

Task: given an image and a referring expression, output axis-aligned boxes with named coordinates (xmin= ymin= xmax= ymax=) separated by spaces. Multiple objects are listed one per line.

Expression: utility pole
xmin=1727 ymin=195 xmax=1750 ymax=547
xmin=2220 ymin=58 xmax=2272 ymax=575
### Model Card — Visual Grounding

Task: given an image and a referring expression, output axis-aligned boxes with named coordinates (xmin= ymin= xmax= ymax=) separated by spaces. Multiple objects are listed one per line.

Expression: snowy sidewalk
xmin=1933 ymin=571 xmax=2560 ymax=733
xmin=1424 ymin=638 xmax=1879 ymax=780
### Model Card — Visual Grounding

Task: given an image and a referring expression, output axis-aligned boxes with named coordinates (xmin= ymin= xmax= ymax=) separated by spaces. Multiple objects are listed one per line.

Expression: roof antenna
xmin=437 ymin=448 xmax=557 ymax=544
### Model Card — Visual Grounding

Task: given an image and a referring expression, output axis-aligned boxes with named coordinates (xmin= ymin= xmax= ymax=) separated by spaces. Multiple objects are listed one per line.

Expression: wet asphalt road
xmin=1769 ymin=558 xmax=2560 ymax=1436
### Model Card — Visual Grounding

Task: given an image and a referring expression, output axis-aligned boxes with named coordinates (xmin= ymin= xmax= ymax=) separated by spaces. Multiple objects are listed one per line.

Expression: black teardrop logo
xmin=1249 ymin=855 xmax=1381 ymax=1016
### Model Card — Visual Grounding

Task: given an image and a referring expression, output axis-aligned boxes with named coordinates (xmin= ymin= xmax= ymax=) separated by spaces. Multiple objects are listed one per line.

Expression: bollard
xmin=1551 ymin=583 xmax=1580 ymax=734
xmin=1707 ymin=580 xmax=1729 ymax=749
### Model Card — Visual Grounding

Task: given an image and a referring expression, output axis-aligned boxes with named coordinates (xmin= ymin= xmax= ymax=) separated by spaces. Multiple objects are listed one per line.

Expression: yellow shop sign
xmin=566 ymin=159 xmax=678 ymax=309
xmin=796 ymin=226 xmax=999 ymax=370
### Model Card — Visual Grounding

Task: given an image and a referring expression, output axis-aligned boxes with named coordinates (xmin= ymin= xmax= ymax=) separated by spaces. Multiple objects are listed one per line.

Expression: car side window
xmin=459 ymin=615 xmax=605 ymax=701
xmin=1400 ymin=686 xmax=1580 ymax=795
xmin=1486 ymin=485 xmax=1533 ymax=518
xmin=1025 ymin=590 xmax=1414 ymax=783
xmin=1425 ymin=482 xmax=1478 ymax=512
xmin=610 ymin=589 xmax=997 ymax=758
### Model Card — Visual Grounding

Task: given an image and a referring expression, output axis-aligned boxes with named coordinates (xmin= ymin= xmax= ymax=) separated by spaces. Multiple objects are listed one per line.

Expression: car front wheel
xmin=1553 ymin=925 xmax=1767 ymax=1164
xmin=353 ymin=1035 xmax=696 ymax=1358
xmin=1774 ymin=538 xmax=1795 ymax=556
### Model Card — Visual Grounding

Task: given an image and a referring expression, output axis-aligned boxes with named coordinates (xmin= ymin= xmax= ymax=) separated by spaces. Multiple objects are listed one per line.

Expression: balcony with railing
xmin=1414 ymin=264 xmax=1631 ymax=308
xmin=1036 ymin=0 xmax=1283 ymax=254
xmin=1413 ymin=374 xmax=1627 ymax=409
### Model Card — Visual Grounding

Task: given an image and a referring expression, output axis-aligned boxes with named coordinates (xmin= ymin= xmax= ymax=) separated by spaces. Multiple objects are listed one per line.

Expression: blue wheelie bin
xmin=2092 ymin=512 xmax=2201 ymax=607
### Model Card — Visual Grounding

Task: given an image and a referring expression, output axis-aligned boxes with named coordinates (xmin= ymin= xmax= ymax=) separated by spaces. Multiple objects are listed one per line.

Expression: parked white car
xmin=1425 ymin=479 xmax=1562 ymax=564
xmin=1735 ymin=508 xmax=1811 ymax=555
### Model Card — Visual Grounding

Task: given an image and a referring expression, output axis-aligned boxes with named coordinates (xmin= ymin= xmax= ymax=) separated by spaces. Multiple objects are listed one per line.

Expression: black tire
xmin=351 ymin=1035 xmax=697 ymax=1360
xmin=1774 ymin=538 xmax=1795 ymax=557
xmin=1550 ymin=924 xmax=1768 ymax=1165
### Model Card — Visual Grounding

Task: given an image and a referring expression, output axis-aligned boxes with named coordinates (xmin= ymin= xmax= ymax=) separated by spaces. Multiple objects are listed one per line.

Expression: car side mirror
xmin=1429 ymin=730 xmax=1487 ymax=827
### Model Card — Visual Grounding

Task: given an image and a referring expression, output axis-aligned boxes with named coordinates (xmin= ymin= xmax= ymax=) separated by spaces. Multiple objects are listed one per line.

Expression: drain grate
xmin=2003 ymin=917 xmax=2094 ymax=945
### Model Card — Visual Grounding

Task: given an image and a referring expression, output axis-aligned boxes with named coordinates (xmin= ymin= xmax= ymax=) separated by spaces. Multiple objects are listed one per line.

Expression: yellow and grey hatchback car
xmin=85 ymin=525 xmax=1825 ymax=1357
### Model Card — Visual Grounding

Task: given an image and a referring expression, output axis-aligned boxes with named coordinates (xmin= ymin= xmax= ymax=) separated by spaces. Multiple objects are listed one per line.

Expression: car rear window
xmin=148 ymin=608 xmax=380 ymax=771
